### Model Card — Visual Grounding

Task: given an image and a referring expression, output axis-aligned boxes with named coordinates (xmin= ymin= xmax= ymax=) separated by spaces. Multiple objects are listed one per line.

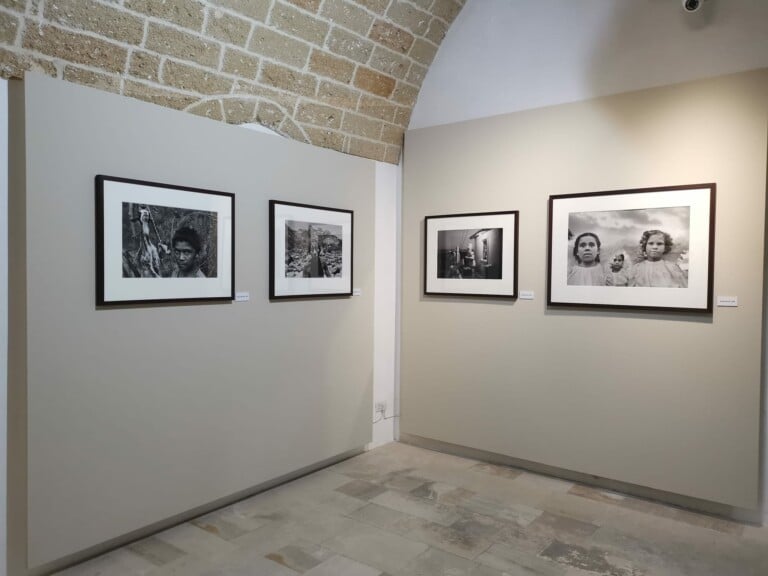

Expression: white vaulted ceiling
xmin=410 ymin=0 xmax=768 ymax=129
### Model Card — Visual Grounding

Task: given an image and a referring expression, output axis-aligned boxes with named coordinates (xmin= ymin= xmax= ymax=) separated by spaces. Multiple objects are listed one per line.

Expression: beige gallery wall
xmin=402 ymin=69 xmax=768 ymax=510
xmin=9 ymin=73 xmax=375 ymax=573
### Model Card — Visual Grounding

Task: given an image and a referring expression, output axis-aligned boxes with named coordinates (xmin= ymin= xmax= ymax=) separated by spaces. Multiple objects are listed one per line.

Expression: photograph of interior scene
xmin=436 ymin=228 xmax=503 ymax=279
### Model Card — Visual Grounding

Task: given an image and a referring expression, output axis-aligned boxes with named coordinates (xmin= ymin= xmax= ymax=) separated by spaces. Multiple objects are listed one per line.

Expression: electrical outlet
xmin=375 ymin=401 xmax=387 ymax=414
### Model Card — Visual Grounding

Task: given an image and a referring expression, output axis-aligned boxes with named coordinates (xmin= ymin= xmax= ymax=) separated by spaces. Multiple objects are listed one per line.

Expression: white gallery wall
xmin=402 ymin=69 xmax=768 ymax=512
xmin=372 ymin=161 xmax=400 ymax=447
xmin=8 ymin=73 xmax=377 ymax=574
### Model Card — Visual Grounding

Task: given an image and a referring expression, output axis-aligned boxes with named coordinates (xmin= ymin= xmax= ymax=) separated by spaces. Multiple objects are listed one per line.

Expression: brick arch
xmin=0 ymin=0 xmax=466 ymax=164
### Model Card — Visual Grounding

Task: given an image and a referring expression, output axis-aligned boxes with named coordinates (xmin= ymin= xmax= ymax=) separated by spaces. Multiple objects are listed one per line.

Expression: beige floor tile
xmin=304 ymin=554 xmax=383 ymax=576
xmin=514 ymin=472 xmax=574 ymax=494
xmin=155 ymin=523 xmax=236 ymax=558
xmin=148 ymin=554 xmax=222 ymax=576
xmin=53 ymin=443 xmax=768 ymax=576
xmin=192 ymin=505 xmax=271 ymax=541
xmin=469 ymin=462 xmax=524 ymax=480
xmin=540 ymin=539 xmax=646 ymax=576
xmin=127 ymin=536 xmax=186 ymax=568
xmin=264 ymin=542 xmax=334 ymax=572
xmin=370 ymin=489 xmax=461 ymax=526
xmin=323 ymin=520 xmax=429 ymax=574
xmin=53 ymin=549 xmax=156 ymax=576
xmin=476 ymin=542 xmax=567 ymax=576
xmin=394 ymin=513 xmax=502 ymax=560
xmin=394 ymin=547 xmax=477 ymax=576
xmin=459 ymin=493 xmax=543 ymax=527
xmin=345 ymin=502 xmax=413 ymax=532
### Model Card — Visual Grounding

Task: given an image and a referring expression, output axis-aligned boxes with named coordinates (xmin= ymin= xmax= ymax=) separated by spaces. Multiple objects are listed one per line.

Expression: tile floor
xmin=55 ymin=442 xmax=768 ymax=576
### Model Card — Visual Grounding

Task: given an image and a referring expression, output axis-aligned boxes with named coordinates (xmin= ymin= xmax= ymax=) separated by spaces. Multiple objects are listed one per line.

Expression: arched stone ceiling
xmin=0 ymin=0 xmax=466 ymax=164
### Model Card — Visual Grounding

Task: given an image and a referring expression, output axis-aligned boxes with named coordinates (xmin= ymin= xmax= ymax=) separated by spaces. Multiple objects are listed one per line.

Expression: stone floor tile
xmin=384 ymin=473 xmax=432 ymax=493
xmin=127 ymin=536 xmax=186 ymax=567
xmin=265 ymin=543 xmax=334 ymax=572
xmin=476 ymin=542 xmax=567 ymax=576
xmin=234 ymin=488 xmax=315 ymax=521
xmin=322 ymin=520 xmax=429 ymax=574
xmin=591 ymin=521 xmax=768 ymax=576
xmin=743 ymin=522 xmax=768 ymax=544
xmin=528 ymin=512 xmax=599 ymax=539
xmin=346 ymin=502 xmax=413 ymax=532
xmin=192 ymin=505 xmax=270 ymax=541
xmin=233 ymin=512 xmax=359 ymax=551
xmin=370 ymin=490 xmax=461 ymax=526
xmin=227 ymin=520 xmax=303 ymax=557
xmin=336 ymin=479 xmax=389 ymax=501
xmin=587 ymin=525 xmax=692 ymax=576
xmin=155 ymin=523 xmax=236 ymax=558
xmin=394 ymin=513 xmax=502 ymax=560
xmin=470 ymin=462 xmax=524 ymax=480
xmin=540 ymin=540 xmax=646 ymax=576
xmin=410 ymin=481 xmax=474 ymax=507
xmin=148 ymin=554 xmax=222 ymax=576
xmin=494 ymin=521 xmax=557 ymax=556
xmin=53 ymin=549 xmax=156 ymax=576
xmin=568 ymin=484 xmax=744 ymax=536
xmin=283 ymin=468 xmax=354 ymax=494
xmin=394 ymin=546 xmax=477 ymax=576
xmin=304 ymin=554 xmax=382 ymax=576
xmin=460 ymin=493 xmax=543 ymax=527
xmin=452 ymin=469 xmax=544 ymax=502
xmin=197 ymin=541 xmax=307 ymax=576
xmin=52 ymin=443 xmax=768 ymax=576
xmin=311 ymin=490 xmax=369 ymax=516
xmin=468 ymin=565 xmax=516 ymax=576
xmin=533 ymin=491 xmax=608 ymax=526
xmin=514 ymin=472 xmax=574 ymax=494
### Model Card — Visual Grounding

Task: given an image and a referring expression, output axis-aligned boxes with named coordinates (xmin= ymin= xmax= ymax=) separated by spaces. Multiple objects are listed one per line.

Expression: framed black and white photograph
xmin=270 ymin=200 xmax=353 ymax=299
xmin=548 ymin=184 xmax=715 ymax=312
xmin=96 ymin=175 xmax=234 ymax=305
xmin=425 ymin=211 xmax=519 ymax=298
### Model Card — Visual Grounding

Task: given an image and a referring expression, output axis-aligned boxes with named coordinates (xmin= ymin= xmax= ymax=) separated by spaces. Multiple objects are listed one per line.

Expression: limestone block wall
xmin=0 ymin=0 xmax=464 ymax=163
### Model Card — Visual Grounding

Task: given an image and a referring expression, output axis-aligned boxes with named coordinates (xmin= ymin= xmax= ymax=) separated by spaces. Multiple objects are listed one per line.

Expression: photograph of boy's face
xmin=121 ymin=202 xmax=217 ymax=279
xmin=173 ymin=240 xmax=198 ymax=274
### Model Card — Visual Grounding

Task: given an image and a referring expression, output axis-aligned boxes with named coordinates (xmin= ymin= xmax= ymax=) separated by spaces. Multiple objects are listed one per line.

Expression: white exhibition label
xmin=353 ymin=288 xmax=362 ymax=296
xmin=235 ymin=292 xmax=250 ymax=302
xmin=716 ymin=296 xmax=737 ymax=307
xmin=519 ymin=290 xmax=534 ymax=300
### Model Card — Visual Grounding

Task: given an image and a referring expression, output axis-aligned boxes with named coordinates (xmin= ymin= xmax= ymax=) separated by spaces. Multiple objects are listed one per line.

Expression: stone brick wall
xmin=0 ymin=0 xmax=465 ymax=163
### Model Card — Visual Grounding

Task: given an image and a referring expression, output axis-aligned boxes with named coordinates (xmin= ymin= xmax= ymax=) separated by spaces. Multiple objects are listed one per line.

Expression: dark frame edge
xmin=95 ymin=175 xmax=106 ymax=306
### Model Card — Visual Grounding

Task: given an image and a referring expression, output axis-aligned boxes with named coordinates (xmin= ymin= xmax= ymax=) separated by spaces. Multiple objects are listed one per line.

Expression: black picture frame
xmin=96 ymin=175 xmax=235 ymax=305
xmin=547 ymin=183 xmax=715 ymax=312
xmin=269 ymin=200 xmax=353 ymax=299
xmin=424 ymin=210 xmax=519 ymax=298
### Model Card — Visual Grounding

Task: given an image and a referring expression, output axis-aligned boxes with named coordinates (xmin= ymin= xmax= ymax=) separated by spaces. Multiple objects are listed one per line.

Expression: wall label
xmin=716 ymin=295 xmax=737 ymax=307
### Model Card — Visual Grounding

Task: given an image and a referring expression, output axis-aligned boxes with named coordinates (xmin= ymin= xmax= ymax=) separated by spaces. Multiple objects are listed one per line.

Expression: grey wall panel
xmin=20 ymin=74 xmax=375 ymax=568
xmin=402 ymin=69 xmax=768 ymax=510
